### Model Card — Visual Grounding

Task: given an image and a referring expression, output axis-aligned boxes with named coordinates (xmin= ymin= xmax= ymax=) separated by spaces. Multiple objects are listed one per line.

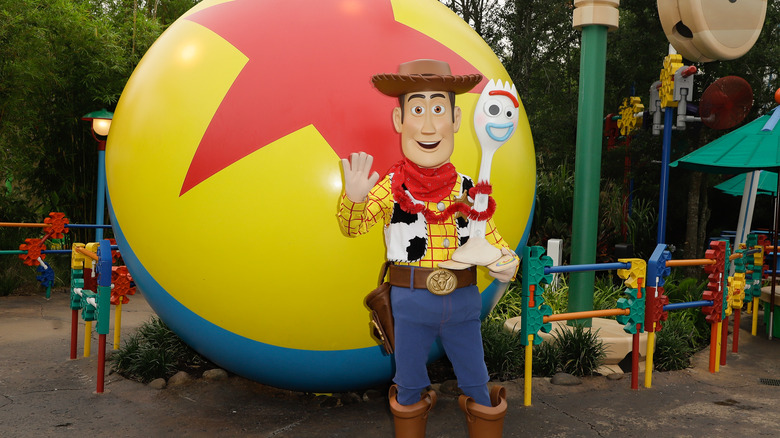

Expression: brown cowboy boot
xmin=459 ymin=385 xmax=508 ymax=438
xmin=388 ymin=385 xmax=437 ymax=438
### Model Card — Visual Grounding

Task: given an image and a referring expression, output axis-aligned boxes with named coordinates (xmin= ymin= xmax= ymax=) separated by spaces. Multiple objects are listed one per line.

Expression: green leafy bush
xmin=488 ymin=283 xmax=523 ymax=321
xmin=111 ymin=316 xmax=213 ymax=383
xmin=532 ymin=339 xmax=560 ymax=377
xmin=551 ymin=325 xmax=607 ymax=376
xmin=541 ymin=277 xmax=569 ymax=314
xmin=0 ymin=266 xmax=23 ymax=297
xmin=593 ymin=275 xmax=625 ymax=313
xmin=481 ymin=319 xmax=525 ymax=381
xmin=653 ymin=312 xmax=698 ymax=371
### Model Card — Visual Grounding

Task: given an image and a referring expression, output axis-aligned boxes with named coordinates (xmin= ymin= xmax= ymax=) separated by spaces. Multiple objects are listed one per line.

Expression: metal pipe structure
xmin=666 ymin=258 xmax=716 ymax=267
xmin=663 ymin=300 xmax=713 ymax=311
xmin=544 ymin=308 xmax=630 ymax=323
xmin=545 ymin=262 xmax=631 ymax=275
xmin=0 ymin=247 xmax=119 ymax=256
xmin=657 ymin=107 xmax=674 ymax=245
xmin=0 ymin=222 xmax=112 ymax=229
xmin=75 ymin=247 xmax=99 ymax=261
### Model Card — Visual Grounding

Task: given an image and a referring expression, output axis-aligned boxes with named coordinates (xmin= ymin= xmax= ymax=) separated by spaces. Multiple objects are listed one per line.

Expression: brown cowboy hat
xmin=372 ymin=59 xmax=482 ymax=97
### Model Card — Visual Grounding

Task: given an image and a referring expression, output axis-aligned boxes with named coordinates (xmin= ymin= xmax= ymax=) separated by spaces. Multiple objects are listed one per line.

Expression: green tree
xmin=443 ymin=0 xmax=779 ymax=260
xmin=440 ymin=0 xmax=505 ymax=55
xmin=0 ymin=1 xmax=199 ymax=292
xmin=500 ymin=0 xmax=580 ymax=169
xmin=0 ymin=0 xmax=198 ymax=242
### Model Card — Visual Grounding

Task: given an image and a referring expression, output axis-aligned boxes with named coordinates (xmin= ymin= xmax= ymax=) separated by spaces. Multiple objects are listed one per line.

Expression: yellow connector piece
xmin=618 ymin=96 xmax=644 ymax=136
xmin=730 ymin=272 xmax=746 ymax=310
xmin=71 ymin=243 xmax=87 ymax=270
xmin=753 ymin=245 xmax=764 ymax=267
xmin=618 ymin=258 xmax=647 ymax=290
xmin=85 ymin=242 xmax=100 ymax=270
xmin=659 ymin=54 xmax=683 ymax=108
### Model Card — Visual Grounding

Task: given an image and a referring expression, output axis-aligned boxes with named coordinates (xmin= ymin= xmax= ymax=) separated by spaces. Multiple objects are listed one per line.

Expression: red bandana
xmin=388 ymin=158 xmax=496 ymax=224
xmin=388 ymin=158 xmax=457 ymax=202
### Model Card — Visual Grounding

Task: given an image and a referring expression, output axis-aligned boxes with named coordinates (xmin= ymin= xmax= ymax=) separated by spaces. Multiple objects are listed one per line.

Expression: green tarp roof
xmin=714 ymin=171 xmax=777 ymax=196
xmin=670 ymin=109 xmax=780 ymax=173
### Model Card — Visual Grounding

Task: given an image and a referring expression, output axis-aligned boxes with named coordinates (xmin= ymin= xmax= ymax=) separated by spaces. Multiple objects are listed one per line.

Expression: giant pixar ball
xmin=107 ymin=0 xmax=535 ymax=392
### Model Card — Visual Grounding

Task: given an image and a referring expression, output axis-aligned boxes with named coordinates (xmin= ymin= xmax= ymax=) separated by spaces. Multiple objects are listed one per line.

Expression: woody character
xmin=338 ymin=59 xmax=516 ymax=437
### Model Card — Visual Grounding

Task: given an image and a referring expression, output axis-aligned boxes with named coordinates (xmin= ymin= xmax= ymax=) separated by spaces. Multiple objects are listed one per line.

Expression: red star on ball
xmin=180 ymin=0 xmax=486 ymax=195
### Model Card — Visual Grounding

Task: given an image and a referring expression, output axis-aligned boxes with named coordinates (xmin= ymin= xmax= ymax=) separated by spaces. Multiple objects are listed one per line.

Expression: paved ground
xmin=2 ymin=289 xmax=780 ymax=437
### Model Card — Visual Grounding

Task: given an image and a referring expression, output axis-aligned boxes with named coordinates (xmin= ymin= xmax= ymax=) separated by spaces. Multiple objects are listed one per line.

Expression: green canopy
xmin=714 ymin=171 xmax=777 ymax=196
xmin=670 ymin=111 xmax=780 ymax=173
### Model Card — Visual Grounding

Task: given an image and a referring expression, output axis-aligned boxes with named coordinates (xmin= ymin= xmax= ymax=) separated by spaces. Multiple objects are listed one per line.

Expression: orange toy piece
xmin=111 ymin=266 xmax=136 ymax=305
xmin=19 ymin=238 xmax=46 ymax=266
xmin=43 ymin=212 xmax=70 ymax=239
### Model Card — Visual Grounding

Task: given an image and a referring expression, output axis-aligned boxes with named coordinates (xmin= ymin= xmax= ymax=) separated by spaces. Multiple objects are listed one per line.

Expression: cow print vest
xmin=384 ymin=173 xmax=474 ymax=263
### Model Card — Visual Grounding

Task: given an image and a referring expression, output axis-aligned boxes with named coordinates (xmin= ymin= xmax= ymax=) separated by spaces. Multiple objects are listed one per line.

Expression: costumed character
xmin=338 ymin=59 xmax=519 ymax=438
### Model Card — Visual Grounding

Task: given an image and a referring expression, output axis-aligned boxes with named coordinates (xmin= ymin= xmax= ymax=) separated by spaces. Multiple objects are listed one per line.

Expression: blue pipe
xmin=96 ymin=149 xmax=106 ymax=242
xmin=656 ymin=108 xmax=674 ymax=245
xmin=663 ymin=300 xmax=713 ymax=311
xmin=39 ymin=246 xmax=120 ymax=254
xmin=545 ymin=262 xmax=631 ymax=274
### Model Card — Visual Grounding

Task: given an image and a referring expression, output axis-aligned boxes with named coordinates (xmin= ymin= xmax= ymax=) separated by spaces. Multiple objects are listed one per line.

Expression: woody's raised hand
xmin=341 ymin=152 xmax=380 ymax=203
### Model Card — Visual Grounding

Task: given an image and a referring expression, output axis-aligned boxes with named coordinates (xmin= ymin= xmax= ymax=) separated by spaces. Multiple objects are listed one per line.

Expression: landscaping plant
xmin=111 ymin=316 xmax=213 ymax=383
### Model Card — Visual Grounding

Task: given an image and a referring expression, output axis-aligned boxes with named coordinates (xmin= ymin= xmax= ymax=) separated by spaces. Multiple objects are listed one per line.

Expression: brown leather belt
xmin=387 ymin=265 xmax=477 ymax=296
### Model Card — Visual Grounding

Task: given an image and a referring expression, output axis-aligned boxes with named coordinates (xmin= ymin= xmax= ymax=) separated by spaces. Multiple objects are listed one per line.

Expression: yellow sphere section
xmin=107 ymin=0 xmax=535 ymax=355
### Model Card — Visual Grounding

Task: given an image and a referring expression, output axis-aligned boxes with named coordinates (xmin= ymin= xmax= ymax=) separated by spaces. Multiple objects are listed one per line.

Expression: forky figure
xmin=440 ymin=79 xmax=521 ymax=277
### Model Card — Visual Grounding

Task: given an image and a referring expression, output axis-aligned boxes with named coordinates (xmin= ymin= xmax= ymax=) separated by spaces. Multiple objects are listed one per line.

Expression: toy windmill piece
xmin=699 ymin=76 xmax=753 ymax=130
xmin=440 ymin=79 xmax=520 ymax=270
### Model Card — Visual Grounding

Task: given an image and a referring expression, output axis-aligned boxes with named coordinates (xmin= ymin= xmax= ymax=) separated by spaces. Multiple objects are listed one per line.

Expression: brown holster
xmin=364 ymin=262 xmax=394 ymax=354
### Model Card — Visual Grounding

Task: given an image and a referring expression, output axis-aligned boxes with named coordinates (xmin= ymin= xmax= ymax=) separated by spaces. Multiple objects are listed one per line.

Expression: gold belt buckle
xmin=426 ymin=269 xmax=457 ymax=296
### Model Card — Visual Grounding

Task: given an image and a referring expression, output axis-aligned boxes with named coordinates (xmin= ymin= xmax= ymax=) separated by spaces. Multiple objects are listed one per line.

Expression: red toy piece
xmin=43 ymin=212 xmax=70 ymax=239
xmin=702 ymin=240 xmax=726 ymax=324
xmin=644 ymin=286 xmax=670 ymax=331
xmin=604 ymin=113 xmax=619 ymax=150
xmin=757 ymin=234 xmax=772 ymax=279
xmin=107 ymin=238 xmax=121 ymax=263
xmin=18 ymin=238 xmax=46 ymax=266
xmin=111 ymin=266 xmax=136 ymax=305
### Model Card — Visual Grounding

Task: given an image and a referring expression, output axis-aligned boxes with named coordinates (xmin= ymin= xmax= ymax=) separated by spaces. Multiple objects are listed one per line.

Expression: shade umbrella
xmin=670 ymin=111 xmax=780 ymax=173
xmin=714 ymin=171 xmax=777 ymax=196
xmin=671 ymin=107 xmax=780 ymax=338
xmin=715 ymin=170 xmax=776 ymax=249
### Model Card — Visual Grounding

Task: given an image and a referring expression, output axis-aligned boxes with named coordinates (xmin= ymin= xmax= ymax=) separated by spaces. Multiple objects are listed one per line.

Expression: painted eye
xmin=432 ymin=104 xmax=446 ymax=115
xmin=412 ymin=105 xmax=425 ymax=116
xmin=483 ymin=99 xmax=502 ymax=117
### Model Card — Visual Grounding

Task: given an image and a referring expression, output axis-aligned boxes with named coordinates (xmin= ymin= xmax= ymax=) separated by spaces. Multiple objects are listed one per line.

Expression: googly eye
xmin=483 ymin=99 xmax=502 ymax=117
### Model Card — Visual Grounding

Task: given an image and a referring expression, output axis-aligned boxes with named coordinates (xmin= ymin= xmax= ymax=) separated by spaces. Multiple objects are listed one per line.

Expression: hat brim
xmin=372 ymin=73 xmax=483 ymax=97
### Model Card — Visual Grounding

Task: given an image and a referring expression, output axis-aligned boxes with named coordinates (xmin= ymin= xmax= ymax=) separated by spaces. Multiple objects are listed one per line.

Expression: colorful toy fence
xmin=1 ymin=213 xmax=136 ymax=393
xmin=519 ymin=233 xmax=770 ymax=406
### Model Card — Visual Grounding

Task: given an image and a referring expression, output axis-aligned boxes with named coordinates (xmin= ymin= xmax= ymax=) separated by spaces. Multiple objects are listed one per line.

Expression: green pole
xmin=568 ymin=24 xmax=609 ymax=325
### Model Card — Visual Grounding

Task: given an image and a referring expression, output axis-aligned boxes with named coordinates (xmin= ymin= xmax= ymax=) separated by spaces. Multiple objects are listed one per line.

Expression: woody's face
xmin=392 ymin=91 xmax=461 ymax=169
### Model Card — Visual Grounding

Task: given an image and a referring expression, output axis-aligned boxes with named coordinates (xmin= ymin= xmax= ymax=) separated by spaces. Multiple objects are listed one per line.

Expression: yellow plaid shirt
xmin=338 ymin=174 xmax=508 ymax=268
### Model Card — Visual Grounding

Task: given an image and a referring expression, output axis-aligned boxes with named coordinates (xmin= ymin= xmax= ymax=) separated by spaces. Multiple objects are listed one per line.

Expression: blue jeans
xmin=391 ymin=275 xmax=490 ymax=407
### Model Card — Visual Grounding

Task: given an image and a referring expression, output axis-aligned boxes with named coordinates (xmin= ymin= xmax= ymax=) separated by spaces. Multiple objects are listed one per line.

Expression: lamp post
xmin=568 ymin=0 xmax=620 ymax=323
xmin=81 ymin=109 xmax=113 ymax=242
